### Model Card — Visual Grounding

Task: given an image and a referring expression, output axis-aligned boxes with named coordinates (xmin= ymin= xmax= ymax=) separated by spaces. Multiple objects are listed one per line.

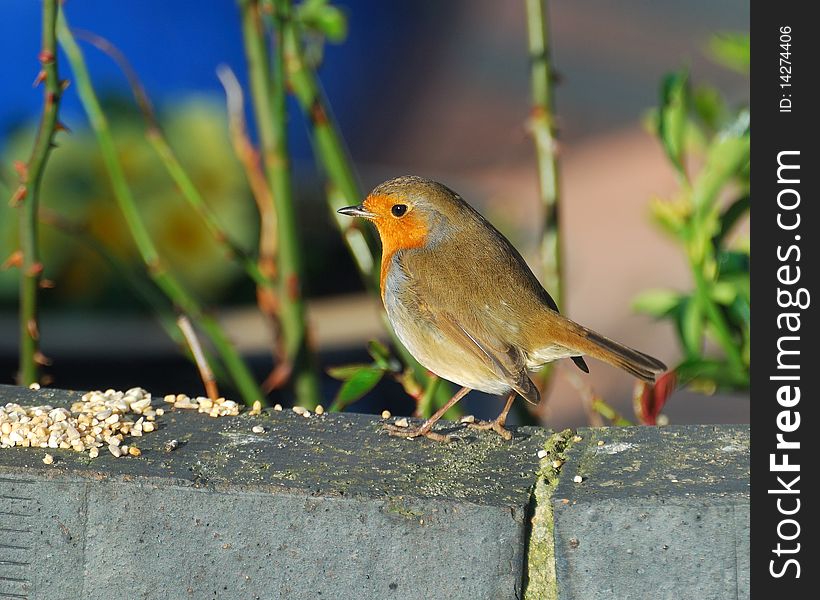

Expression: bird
xmin=338 ymin=176 xmax=666 ymax=442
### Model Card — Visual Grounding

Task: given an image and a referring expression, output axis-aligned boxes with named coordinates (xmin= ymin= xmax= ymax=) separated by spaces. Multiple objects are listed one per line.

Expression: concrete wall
xmin=0 ymin=385 xmax=749 ymax=599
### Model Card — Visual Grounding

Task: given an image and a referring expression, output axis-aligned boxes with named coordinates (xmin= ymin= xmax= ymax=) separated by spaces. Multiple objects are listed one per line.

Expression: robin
xmin=338 ymin=176 xmax=666 ymax=442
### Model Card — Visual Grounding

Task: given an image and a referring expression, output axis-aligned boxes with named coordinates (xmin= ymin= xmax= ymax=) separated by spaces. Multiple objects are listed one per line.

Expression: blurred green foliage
xmin=634 ymin=32 xmax=750 ymax=393
xmin=327 ymin=339 xmax=425 ymax=412
xmin=1 ymin=98 xmax=255 ymax=308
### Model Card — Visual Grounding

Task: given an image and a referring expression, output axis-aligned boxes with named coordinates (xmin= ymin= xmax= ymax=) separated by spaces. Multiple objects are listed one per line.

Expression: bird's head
xmin=337 ymin=176 xmax=465 ymax=256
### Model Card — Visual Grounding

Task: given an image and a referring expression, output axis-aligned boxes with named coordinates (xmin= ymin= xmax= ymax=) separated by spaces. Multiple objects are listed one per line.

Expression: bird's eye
xmin=391 ymin=204 xmax=408 ymax=218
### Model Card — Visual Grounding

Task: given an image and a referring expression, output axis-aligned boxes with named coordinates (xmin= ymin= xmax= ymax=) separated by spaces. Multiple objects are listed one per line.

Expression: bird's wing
xmin=433 ymin=311 xmax=540 ymax=405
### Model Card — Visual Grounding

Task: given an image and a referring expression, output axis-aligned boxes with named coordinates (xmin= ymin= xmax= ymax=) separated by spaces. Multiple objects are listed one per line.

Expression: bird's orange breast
xmin=362 ymin=194 xmax=429 ymax=297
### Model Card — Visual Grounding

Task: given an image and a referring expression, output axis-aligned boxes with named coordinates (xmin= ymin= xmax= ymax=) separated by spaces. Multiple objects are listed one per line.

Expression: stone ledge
xmin=0 ymin=385 xmax=750 ymax=600
xmin=0 ymin=384 xmax=551 ymax=600
xmin=540 ymin=425 xmax=750 ymax=600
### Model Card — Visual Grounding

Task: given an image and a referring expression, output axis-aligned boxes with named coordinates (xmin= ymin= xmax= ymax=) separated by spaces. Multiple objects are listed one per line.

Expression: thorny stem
xmin=12 ymin=0 xmax=63 ymax=385
xmin=525 ymin=0 xmax=563 ymax=404
xmin=58 ymin=15 xmax=263 ymax=406
xmin=240 ymin=0 xmax=322 ymax=407
xmin=275 ymin=1 xmax=454 ymax=416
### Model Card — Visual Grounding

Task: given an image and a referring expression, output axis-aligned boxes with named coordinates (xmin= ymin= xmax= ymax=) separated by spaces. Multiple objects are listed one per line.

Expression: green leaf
xmin=678 ymin=297 xmax=703 ymax=359
xmin=657 ymin=70 xmax=690 ymax=176
xmin=649 ymin=197 xmax=689 ymax=237
xmin=727 ymin=294 xmax=750 ymax=329
xmin=708 ymin=32 xmax=750 ymax=75
xmin=632 ymin=289 xmax=684 ymax=317
xmin=718 ymin=247 xmax=749 ymax=270
xmin=329 ymin=366 xmax=384 ymax=411
xmin=692 ymin=84 xmax=727 ymax=133
xmin=326 ymin=363 xmax=378 ymax=380
xmin=690 ymin=115 xmax=749 ymax=212
xmin=367 ymin=339 xmax=396 ymax=370
xmin=713 ymin=195 xmax=749 ymax=248
xmin=296 ymin=0 xmax=348 ymax=42
xmin=710 ymin=281 xmax=737 ymax=305
xmin=675 ymin=357 xmax=749 ymax=391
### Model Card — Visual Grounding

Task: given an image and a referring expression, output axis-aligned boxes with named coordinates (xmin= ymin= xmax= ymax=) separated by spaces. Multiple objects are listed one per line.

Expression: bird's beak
xmin=337 ymin=204 xmax=377 ymax=219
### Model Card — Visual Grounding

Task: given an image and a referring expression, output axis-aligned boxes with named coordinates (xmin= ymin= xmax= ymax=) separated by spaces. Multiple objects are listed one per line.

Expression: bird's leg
xmin=468 ymin=391 xmax=516 ymax=440
xmin=384 ymin=386 xmax=471 ymax=443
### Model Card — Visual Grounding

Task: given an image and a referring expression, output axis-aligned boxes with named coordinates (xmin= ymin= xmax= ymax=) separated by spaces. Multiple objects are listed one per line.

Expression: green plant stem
xmin=689 ymin=259 xmax=745 ymax=375
xmin=525 ymin=0 xmax=562 ymax=400
xmin=525 ymin=0 xmax=562 ymax=306
xmin=240 ymin=0 xmax=321 ymax=406
xmin=277 ymin=11 xmax=379 ymax=287
xmin=276 ymin=6 xmax=455 ymax=415
xmin=58 ymin=16 xmax=263 ymax=406
xmin=12 ymin=0 xmax=63 ymax=385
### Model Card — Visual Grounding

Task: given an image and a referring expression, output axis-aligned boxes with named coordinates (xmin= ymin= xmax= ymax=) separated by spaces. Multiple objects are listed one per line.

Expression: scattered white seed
xmin=249 ymin=400 xmax=262 ymax=415
xmin=29 ymin=382 xmax=41 ymax=390
xmin=42 ymin=453 xmax=54 ymax=464
xmin=1 ymin=386 xmax=232 ymax=459
xmin=292 ymin=406 xmax=308 ymax=416
xmin=165 ymin=439 xmax=179 ymax=452
xmin=573 ymin=475 xmax=584 ymax=483
xmin=381 ymin=410 xmax=392 ymax=419
xmin=552 ymin=460 xmax=563 ymax=469
xmin=273 ymin=404 xmax=283 ymax=411
xmin=130 ymin=398 xmax=152 ymax=412
xmin=597 ymin=440 xmax=605 ymax=447
xmin=394 ymin=417 xmax=409 ymax=428
xmin=537 ymin=449 xmax=549 ymax=459
xmin=460 ymin=415 xmax=476 ymax=424
xmin=572 ymin=435 xmax=583 ymax=443
xmin=252 ymin=426 xmax=265 ymax=434
xmin=314 ymin=405 xmax=325 ymax=415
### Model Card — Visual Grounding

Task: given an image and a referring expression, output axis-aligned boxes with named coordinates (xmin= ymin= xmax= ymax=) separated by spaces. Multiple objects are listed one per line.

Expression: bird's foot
xmin=467 ymin=419 xmax=513 ymax=440
xmin=382 ymin=422 xmax=453 ymax=443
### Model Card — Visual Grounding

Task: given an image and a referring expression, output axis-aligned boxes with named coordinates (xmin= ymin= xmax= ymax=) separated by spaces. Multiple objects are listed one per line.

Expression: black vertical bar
xmin=752 ymin=2 xmax=817 ymax=597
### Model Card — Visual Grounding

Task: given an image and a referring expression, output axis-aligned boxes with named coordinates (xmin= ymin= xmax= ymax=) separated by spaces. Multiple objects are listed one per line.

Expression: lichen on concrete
xmin=523 ymin=428 xmax=576 ymax=600
xmin=567 ymin=425 xmax=750 ymax=501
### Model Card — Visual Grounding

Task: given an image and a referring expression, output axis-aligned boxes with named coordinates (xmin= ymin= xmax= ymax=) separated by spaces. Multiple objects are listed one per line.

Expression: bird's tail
xmin=561 ymin=322 xmax=667 ymax=383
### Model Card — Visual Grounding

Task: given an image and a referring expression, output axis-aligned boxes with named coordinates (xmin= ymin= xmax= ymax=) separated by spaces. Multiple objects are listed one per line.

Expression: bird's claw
xmin=467 ymin=419 xmax=513 ymax=440
xmin=382 ymin=423 xmax=453 ymax=443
